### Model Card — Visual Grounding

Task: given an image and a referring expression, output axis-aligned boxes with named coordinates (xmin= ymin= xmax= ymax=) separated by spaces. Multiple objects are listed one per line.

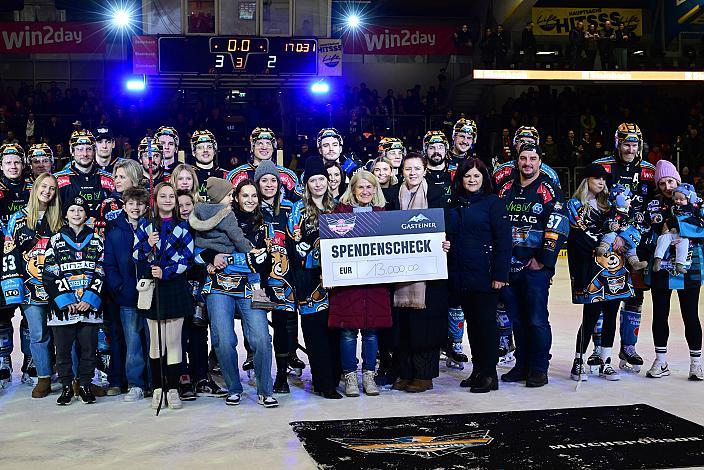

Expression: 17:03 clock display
xmin=158 ymin=36 xmax=318 ymax=75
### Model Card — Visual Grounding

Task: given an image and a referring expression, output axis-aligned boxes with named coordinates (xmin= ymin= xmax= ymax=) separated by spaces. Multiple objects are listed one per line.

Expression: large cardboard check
xmin=319 ymin=208 xmax=448 ymax=288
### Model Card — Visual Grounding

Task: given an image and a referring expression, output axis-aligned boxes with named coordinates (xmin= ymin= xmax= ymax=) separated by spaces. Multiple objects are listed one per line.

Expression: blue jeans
xmin=21 ymin=304 xmax=52 ymax=377
xmin=504 ymin=268 xmax=553 ymax=373
xmin=340 ymin=328 xmax=378 ymax=373
xmin=120 ymin=306 xmax=149 ymax=389
xmin=207 ymin=294 xmax=273 ymax=396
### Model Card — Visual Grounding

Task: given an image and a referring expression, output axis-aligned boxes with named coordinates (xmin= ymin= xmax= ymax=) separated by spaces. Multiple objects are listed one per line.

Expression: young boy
xmin=104 ymin=187 xmax=150 ymax=402
xmin=44 ymin=196 xmax=105 ymax=405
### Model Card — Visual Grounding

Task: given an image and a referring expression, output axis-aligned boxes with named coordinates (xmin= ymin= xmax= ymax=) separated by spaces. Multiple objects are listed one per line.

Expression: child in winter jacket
xmin=653 ymin=183 xmax=703 ymax=274
xmin=596 ymin=184 xmax=648 ymax=271
xmin=43 ymin=196 xmax=105 ymax=406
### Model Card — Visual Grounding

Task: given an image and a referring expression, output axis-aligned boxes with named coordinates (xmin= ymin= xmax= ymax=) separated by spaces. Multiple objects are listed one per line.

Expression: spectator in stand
xmin=578 ymin=131 xmax=594 ymax=165
xmin=600 ymin=21 xmax=617 ymax=70
xmin=561 ymin=130 xmax=579 ymax=168
xmin=683 ymin=127 xmax=704 ymax=170
xmin=542 ymin=134 xmax=559 ymax=166
xmin=569 ymin=21 xmax=585 ymax=69
xmin=593 ymin=138 xmax=609 ymax=161
xmin=382 ymin=89 xmax=396 ymax=115
xmin=647 ymin=144 xmax=665 ymax=166
xmin=493 ymin=25 xmax=510 ymax=69
xmin=584 ymin=23 xmax=600 ymax=70
xmin=580 ymin=108 xmax=597 ymax=136
xmin=614 ymin=23 xmax=632 ymax=70
xmin=24 ymin=113 xmax=37 ymax=145
xmin=45 ymin=115 xmax=64 ymax=147
xmin=522 ymin=22 xmax=537 ymax=69
xmin=480 ymin=28 xmax=495 ymax=69
xmin=454 ymin=24 xmax=473 ymax=72
xmin=2 ymin=130 xmax=18 ymax=145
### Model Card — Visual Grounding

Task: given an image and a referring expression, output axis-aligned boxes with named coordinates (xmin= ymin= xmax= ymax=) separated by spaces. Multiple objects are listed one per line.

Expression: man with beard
xmin=423 ymin=130 xmax=454 ymax=195
xmin=27 ymin=143 xmax=54 ymax=181
xmin=227 ymin=128 xmax=299 ymax=200
xmin=155 ymin=126 xmax=180 ymax=173
xmin=55 ymin=130 xmax=114 ymax=220
xmin=0 ymin=143 xmax=33 ymax=388
xmin=190 ymin=130 xmax=228 ymax=201
xmin=497 ymin=142 xmax=569 ymax=387
xmin=590 ymin=123 xmax=656 ymax=373
xmin=94 ymin=127 xmax=123 ymax=175
xmin=448 ymin=118 xmax=478 ymax=166
xmin=493 ymin=126 xmax=561 ymax=190
xmin=139 ymin=137 xmax=170 ymax=195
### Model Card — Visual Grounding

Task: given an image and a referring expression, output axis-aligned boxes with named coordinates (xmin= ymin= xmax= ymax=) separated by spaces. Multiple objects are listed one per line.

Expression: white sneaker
xmin=123 ymin=386 xmax=144 ymax=402
xmin=167 ymin=389 xmax=183 ymax=409
xmin=257 ymin=394 xmax=279 ymax=408
xmin=362 ymin=370 xmax=379 ymax=396
xmin=151 ymin=388 xmax=162 ymax=409
xmin=646 ymin=360 xmax=671 ymax=378
xmin=225 ymin=393 xmax=241 ymax=406
xmin=689 ymin=362 xmax=704 ymax=381
xmin=598 ymin=358 xmax=620 ymax=381
xmin=343 ymin=371 xmax=360 ymax=397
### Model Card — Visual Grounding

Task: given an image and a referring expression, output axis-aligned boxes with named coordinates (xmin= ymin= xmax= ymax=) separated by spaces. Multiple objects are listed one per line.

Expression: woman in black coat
xmin=386 ymin=152 xmax=450 ymax=393
xmin=447 ymin=158 xmax=512 ymax=393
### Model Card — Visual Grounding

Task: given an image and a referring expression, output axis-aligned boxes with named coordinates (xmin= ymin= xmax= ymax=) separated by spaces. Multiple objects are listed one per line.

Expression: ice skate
xmin=587 ymin=347 xmax=602 ymax=374
xmin=445 ymin=342 xmax=468 ymax=370
xmin=570 ymin=357 xmax=589 ymax=381
xmin=20 ymin=356 xmax=37 ymax=386
xmin=498 ymin=349 xmax=515 ymax=366
xmin=288 ymin=353 xmax=305 ymax=377
xmin=0 ymin=357 xmax=12 ymax=389
xmin=618 ymin=345 xmax=643 ymax=373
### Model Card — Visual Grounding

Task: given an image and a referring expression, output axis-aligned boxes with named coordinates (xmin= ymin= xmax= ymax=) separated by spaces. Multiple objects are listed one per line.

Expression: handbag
xmin=677 ymin=214 xmax=704 ymax=239
xmin=136 ymin=278 xmax=155 ymax=310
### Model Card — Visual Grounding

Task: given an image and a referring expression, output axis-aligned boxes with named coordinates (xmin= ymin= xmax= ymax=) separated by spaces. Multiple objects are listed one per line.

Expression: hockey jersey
xmin=54 ymin=162 xmax=115 ymax=219
xmin=227 ymin=162 xmax=300 ymax=201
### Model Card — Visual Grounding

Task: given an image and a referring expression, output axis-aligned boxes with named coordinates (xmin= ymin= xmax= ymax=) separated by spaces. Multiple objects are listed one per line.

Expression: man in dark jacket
xmin=521 ymin=22 xmax=537 ymax=69
xmin=497 ymin=142 xmax=569 ymax=387
xmin=569 ymin=21 xmax=585 ymax=69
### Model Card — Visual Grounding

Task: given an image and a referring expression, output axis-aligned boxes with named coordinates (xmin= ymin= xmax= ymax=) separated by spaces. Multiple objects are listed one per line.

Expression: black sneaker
xmin=195 ymin=378 xmax=228 ymax=398
xmin=225 ymin=393 xmax=241 ymax=406
xmin=501 ymin=366 xmax=528 ymax=383
xmin=273 ymin=371 xmax=290 ymax=394
xmin=78 ymin=385 xmax=97 ymax=404
xmin=242 ymin=354 xmax=254 ymax=372
xmin=56 ymin=385 xmax=74 ymax=406
xmin=526 ymin=370 xmax=549 ymax=388
xmin=460 ymin=369 xmax=480 ymax=388
xmin=179 ymin=375 xmax=197 ymax=401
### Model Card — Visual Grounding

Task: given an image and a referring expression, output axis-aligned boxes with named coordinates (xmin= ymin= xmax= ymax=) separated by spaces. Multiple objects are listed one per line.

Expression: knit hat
xmin=655 ymin=159 xmax=681 ymax=184
xmin=254 ymin=160 xmax=280 ymax=185
xmin=583 ymin=163 xmax=609 ymax=180
xmin=63 ymin=195 xmax=88 ymax=217
xmin=303 ymin=157 xmax=327 ymax=184
xmin=674 ymin=183 xmax=700 ymax=204
xmin=206 ymin=177 xmax=233 ymax=203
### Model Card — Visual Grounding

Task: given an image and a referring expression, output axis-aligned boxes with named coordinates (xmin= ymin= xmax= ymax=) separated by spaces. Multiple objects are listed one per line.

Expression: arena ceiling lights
xmin=473 ymin=70 xmax=704 ymax=82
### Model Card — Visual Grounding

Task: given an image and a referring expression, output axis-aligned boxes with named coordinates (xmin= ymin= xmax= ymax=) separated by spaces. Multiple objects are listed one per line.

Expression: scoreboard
xmin=158 ymin=36 xmax=318 ymax=75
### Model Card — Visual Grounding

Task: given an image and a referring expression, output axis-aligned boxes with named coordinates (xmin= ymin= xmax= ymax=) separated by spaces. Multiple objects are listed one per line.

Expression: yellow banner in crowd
xmin=532 ymin=7 xmax=643 ymax=36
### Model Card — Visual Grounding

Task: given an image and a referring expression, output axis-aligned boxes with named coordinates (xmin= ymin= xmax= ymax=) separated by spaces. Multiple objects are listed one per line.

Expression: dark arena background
xmin=1 ymin=1 xmax=704 ymax=469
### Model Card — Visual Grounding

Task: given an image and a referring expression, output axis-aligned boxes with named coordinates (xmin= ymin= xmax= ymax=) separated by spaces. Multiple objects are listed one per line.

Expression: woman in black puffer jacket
xmin=447 ymin=158 xmax=512 ymax=393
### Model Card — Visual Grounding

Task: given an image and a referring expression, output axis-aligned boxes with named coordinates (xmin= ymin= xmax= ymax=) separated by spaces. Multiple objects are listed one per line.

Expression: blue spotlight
xmin=125 ymin=76 xmax=146 ymax=92
xmin=311 ymin=82 xmax=330 ymax=94
xmin=346 ymin=14 xmax=361 ymax=29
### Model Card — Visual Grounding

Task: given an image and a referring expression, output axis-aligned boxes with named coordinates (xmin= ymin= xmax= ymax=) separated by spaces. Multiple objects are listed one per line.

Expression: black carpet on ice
xmin=290 ymin=404 xmax=704 ymax=469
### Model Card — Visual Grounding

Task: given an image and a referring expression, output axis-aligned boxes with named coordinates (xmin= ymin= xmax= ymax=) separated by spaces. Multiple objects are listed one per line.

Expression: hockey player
xmin=138 ymin=137 xmax=171 ymax=195
xmin=94 ymin=127 xmax=123 ymax=175
xmin=0 ymin=143 xmax=33 ymax=388
xmin=423 ymin=130 xmax=454 ymax=195
xmin=54 ymin=130 xmax=115 ymax=220
xmin=226 ymin=128 xmax=299 ymax=200
xmin=492 ymin=126 xmax=561 ymax=189
xmin=448 ymin=118 xmax=478 ymax=166
xmin=155 ymin=126 xmax=180 ymax=172
xmin=190 ymin=130 xmax=228 ymax=200
xmin=591 ymin=123 xmax=656 ymax=373
xmin=27 ymin=143 xmax=54 ymax=181
xmin=317 ymin=128 xmax=363 ymax=177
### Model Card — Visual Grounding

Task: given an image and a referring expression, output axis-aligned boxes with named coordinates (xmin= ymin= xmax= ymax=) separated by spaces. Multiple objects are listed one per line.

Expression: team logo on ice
xmin=327 ymin=216 xmax=357 ymax=235
xmin=329 ymin=430 xmax=494 ymax=458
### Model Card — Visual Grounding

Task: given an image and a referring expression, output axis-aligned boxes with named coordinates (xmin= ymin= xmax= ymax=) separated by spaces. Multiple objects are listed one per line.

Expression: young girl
xmin=44 ymin=196 xmax=105 ymax=405
xmin=133 ymin=182 xmax=194 ymax=410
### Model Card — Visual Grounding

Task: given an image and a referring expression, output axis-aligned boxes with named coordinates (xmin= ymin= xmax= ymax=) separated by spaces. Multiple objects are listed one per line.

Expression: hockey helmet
xmin=154 ymin=126 xmax=180 ymax=148
xmin=513 ymin=126 xmax=540 ymax=147
xmin=250 ymin=127 xmax=277 ymax=152
xmin=609 ymin=184 xmax=633 ymax=208
xmin=190 ymin=129 xmax=218 ymax=155
xmin=316 ymin=128 xmax=343 ymax=149
xmin=422 ymin=130 xmax=449 ymax=155
xmin=69 ymin=130 xmax=96 ymax=151
xmin=138 ymin=136 xmax=164 ymax=156
xmin=377 ymin=137 xmax=406 ymax=157
xmin=27 ymin=143 xmax=54 ymax=164
xmin=453 ymin=118 xmax=478 ymax=142
xmin=0 ymin=143 xmax=25 ymax=164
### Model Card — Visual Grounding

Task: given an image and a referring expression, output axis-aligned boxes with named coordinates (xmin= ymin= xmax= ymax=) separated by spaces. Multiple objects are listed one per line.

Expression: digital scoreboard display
xmin=158 ymin=36 xmax=318 ymax=75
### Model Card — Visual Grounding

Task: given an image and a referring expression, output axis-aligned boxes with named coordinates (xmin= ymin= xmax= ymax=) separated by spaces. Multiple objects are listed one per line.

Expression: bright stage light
xmin=346 ymin=14 xmax=361 ymax=29
xmin=112 ymin=9 xmax=131 ymax=28
xmin=311 ymin=82 xmax=330 ymax=94
xmin=125 ymin=76 xmax=146 ymax=91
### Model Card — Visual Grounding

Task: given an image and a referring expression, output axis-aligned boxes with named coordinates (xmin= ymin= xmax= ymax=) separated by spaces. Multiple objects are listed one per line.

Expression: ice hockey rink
xmin=2 ymin=258 xmax=703 ymax=469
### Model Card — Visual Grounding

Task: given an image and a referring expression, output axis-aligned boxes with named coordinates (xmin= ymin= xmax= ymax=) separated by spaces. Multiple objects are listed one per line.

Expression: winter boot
xmin=273 ymin=356 xmax=290 ymax=394
xmin=362 ymin=370 xmax=379 ymax=396
xmin=343 ymin=371 xmax=360 ymax=397
xmin=32 ymin=377 xmax=52 ymax=398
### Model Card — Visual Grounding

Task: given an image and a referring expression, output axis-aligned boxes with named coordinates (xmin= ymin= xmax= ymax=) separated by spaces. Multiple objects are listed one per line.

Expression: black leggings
xmin=651 ymin=287 xmax=702 ymax=350
xmin=576 ymin=300 xmax=620 ymax=353
xmin=460 ymin=290 xmax=499 ymax=376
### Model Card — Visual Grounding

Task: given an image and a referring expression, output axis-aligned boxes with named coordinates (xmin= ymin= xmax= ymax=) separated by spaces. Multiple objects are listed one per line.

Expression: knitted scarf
xmin=394 ymin=179 xmax=428 ymax=309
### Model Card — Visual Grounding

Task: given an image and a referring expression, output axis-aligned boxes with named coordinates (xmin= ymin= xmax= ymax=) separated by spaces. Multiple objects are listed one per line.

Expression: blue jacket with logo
xmin=498 ymin=172 xmax=569 ymax=273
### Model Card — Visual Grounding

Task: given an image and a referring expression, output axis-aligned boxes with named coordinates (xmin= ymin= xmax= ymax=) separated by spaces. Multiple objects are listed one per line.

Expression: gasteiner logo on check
xmin=401 ymin=213 xmax=437 ymax=230
xmin=328 ymin=216 xmax=357 ymax=235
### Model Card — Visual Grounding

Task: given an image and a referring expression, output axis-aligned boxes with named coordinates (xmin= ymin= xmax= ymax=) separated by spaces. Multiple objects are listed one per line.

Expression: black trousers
xmin=651 ymin=287 xmax=702 ymax=350
xmin=271 ymin=310 xmax=299 ymax=359
xmin=576 ymin=300 xmax=620 ymax=353
xmin=181 ymin=316 xmax=208 ymax=382
xmin=460 ymin=290 xmax=499 ymax=376
xmin=300 ymin=309 xmax=340 ymax=393
xmin=53 ymin=322 xmax=99 ymax=387
xmin=396 ymin=348 xmax=439 ymax=380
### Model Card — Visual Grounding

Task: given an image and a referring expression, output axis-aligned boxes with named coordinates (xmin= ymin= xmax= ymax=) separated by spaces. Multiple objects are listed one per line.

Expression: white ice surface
xmin=2 ymin=259 xmax=703 ymax=469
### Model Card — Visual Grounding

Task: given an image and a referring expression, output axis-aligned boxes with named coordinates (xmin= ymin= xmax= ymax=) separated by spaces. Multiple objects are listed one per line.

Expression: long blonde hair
xmin=27 ymin=173 xmax=63 ymax=233
xmin=302 ymin=178 xmax=336 ymax=230
xmin=371 ymin=156 xmax=398 ymax=188
xmin=339 ymin=170 xmax=386 ymax=208
xmin=170 ymin=163 xmax=202 ymax=203
xmin=572 ymin=177 xmax=609 ymax=213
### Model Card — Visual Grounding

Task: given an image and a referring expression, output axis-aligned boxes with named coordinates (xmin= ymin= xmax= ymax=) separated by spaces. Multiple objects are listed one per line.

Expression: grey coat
xmin=189 ymin=203 xmax=253 ymax=254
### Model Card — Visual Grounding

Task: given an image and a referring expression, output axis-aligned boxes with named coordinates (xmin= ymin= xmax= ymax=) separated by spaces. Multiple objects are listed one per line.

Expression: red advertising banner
xmin=343 ymin=25 xmax=457 ymax=55
xmin=0 ymin=22 xmax=105 ymax=54
xmin=132 ymin=35 xmax=158 ymax=75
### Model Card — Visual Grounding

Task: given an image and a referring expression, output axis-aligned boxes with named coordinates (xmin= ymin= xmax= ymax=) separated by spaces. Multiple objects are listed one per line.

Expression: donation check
xmin=319 ymin=208 xmax=448 ymax=288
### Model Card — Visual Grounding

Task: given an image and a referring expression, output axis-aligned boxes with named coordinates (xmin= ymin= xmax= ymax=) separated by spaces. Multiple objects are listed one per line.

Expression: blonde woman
xmin=2 ymin=173 xmax=63 ymax=398
xmin=371 ymin=156 xmax=399 ymax=189
xmin=171 ymin=163 xmax=202 ymax=204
